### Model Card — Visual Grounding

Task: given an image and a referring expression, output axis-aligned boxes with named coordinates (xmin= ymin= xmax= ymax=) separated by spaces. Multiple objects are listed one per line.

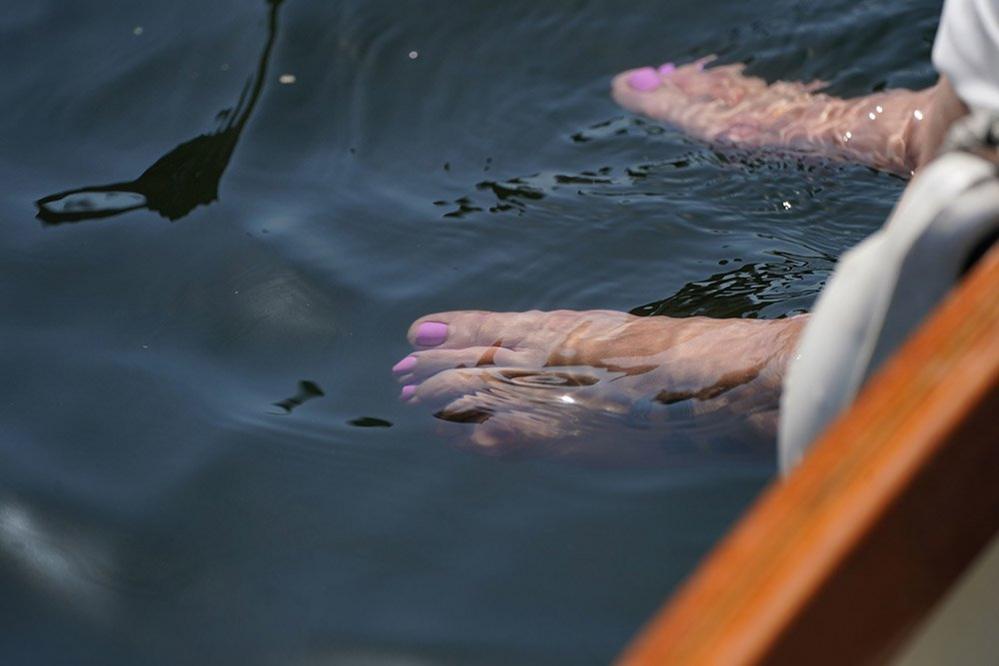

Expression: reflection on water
xmin=1 ymin=0 xmax=933 ymax=662
xmin=0 ymin=501 xmax=115 ymax=621
xmin=35 ymin=0 xmax=284 ymax=225
xmin=435 ymin=118 xmax=660 ymax=219
xmin=273 ymin=379 xmax=325 ymax=413
xmin=432 ymin=112 xmax=848 ymax=224
xmin=631 ymin=252 xmax=825 ymax=319
xmin=347 ymin=416 xmax=393 ymax=428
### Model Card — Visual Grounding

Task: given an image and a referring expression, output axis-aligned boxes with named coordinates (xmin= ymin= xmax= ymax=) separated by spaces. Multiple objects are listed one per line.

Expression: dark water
xmin=1 ymin=0 xmax=940 ymax=663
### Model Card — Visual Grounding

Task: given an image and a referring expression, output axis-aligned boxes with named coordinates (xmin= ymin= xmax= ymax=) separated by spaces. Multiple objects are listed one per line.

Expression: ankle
xmin=767 ymin=315 xmax=809 ymax=386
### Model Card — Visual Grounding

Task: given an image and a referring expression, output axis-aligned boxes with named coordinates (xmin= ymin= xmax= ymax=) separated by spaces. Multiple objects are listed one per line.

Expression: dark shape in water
xmin=35 ymin=0 xmax=284 ymax=225
xmin=433 ymin=408 xmax=491 ymax=424
xmin=273 ymin=379 xmax=325 ymax=414
xmin=630 ymin=253 xmax=821 ymax=319
xmin=347 ymin=417 xmax=393 ymax=428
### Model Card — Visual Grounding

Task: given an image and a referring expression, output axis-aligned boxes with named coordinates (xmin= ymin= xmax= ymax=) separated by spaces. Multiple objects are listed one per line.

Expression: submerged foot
xmin=611 ymin=57 xmax=827 ymax=149
xmin=393 ymin=309 xmax=805 ymax=461
xmin=611 ymin=57 xmax=936 ymax=174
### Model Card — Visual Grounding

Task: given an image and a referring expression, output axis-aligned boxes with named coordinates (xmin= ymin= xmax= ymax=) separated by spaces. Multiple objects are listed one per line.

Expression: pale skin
xmin=611 ymin=59 xmax=968 ymax=175
xmin=395 ymin=59 xmax=969 ymax=458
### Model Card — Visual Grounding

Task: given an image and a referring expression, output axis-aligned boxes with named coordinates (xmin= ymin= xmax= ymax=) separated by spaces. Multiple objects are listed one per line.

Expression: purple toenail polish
xmin=393 ymin=355 xmax=417 ymax=373
xmin=626 ymin=67 xmax=661 ymax=92
xmin=658 ymin=62 xmax=676 ymax=76
xmin=415 ymin=322 xmax=448 ymax=347
xmin=400 ymin=385 xmax=416 ymax=401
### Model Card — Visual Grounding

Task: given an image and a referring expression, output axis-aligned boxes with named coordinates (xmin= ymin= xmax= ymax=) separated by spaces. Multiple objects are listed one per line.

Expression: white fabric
xmin=933 ymin=0 xmax=999 ymax=112
xmin=778 ymin=150 xmax=999 ymax=473
xmin=777 ymin=4 xmax=999 ymax=473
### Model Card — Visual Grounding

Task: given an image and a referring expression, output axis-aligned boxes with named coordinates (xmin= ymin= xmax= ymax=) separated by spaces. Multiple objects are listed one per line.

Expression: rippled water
xmin=1 ymin=0 xmax=940 ymax=663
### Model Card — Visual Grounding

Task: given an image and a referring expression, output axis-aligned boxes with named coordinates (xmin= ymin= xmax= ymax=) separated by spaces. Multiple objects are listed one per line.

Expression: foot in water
xmin=611 ymin=57 xmax=826 ymax=148
xmin=393 ymin=310 xmax=805 ymax=461
xmin=611 ymin=57 xmax=947 ymax=175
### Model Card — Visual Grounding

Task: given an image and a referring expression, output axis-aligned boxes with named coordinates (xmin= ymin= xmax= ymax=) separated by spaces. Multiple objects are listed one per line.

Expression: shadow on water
xmin=35 ymin=0 xmax=284 ymax=226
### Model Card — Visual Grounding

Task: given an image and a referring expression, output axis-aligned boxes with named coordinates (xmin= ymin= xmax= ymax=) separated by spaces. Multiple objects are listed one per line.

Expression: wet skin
xmin=394 ymin=310 xmax=806 ymax=459
xmin=396 ymin=58 xmax=968 ymax=457
xmin=612 ymin=59 xmax=967 ymax=176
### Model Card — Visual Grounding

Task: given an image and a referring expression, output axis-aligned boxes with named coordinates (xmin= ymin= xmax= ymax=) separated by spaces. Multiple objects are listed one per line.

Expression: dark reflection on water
xmin=0 ymin=0 xmax=939 ymax=663
xmin=348 ymin=416 xmax=392 ymax=428
xmin=273 ymin=379 xmax=324 ymax=414
xmin=631 ymin=252 xmax=823 ymax=319
xmin=36 ymin=0 xmax=284 ymax=225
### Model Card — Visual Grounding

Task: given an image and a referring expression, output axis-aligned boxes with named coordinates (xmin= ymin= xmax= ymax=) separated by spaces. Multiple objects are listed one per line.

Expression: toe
xmin=435 ymin=396 xmax=562 ymax=455
xmin=407 ymin=311 xmax=481 ymax=350
xmin=410 ymin=367 xmax=496 ymax=407
xmin=392 ymin=355 xmax=418 ymax=374
xmin=406 ymin=310 xmax=550 ymax=351
xmin=466 ymin=409 xmax=556 ymax=454
xmin=624 ymin=66 xmax=662 ymax=92
xmin=406 ymin=309 xmax=630 ymax=358
xmin=611 ymin=68 xmax=658 ymax=110
xmin=394 ymin=346 xmax=544 ymax=383
xmin=410 ymin=320 xmax=451 ymax=347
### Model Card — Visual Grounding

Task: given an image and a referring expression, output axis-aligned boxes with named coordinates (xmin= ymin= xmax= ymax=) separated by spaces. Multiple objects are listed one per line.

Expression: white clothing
xmin=933 ymin=0 xmax=999 ymax=113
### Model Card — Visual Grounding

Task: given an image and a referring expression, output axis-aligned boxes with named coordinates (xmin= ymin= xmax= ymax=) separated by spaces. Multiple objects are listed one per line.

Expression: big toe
xmin=623 ymin=66 xmax=662 ymax=92
xmin=611 ymin=66 xmax=681 ymax=119
xmin=406 ymin=310 xmax=550 ymax=351
xmin=611 ymin=67 xmax=657 ymax=108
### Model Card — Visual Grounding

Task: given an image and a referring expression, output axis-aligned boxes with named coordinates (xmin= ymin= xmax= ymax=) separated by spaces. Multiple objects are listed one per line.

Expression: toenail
xmin=393 ymin=355 xmax=417 ymax=373
xmin=626 ymin=67 xmax=661 ymax=92
xmin=400 ymin=384 xmax=416 ymax=401
xmin=415 ymin=322 xmax=448 ymax=347
xmin=658 ymin=62 xmax=676 ymax=76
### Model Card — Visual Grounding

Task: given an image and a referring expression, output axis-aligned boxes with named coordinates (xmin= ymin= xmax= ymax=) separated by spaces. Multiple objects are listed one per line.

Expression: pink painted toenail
xmin=627 ymin=67 xmax=661 ymax=92
xmin=400 ymin=384 xmax=416 ymax=401
xmin=392 ymin=355 xmax=417 ymax=373
xmin=415 ymin=322 xmax=448 ymax=347
xmin=658 ymin=62 xmax=676 ymax=76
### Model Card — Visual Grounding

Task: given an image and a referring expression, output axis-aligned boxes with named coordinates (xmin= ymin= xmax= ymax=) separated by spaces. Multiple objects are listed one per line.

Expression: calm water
xmin=1 ymin=0 xmax=939 ymax=663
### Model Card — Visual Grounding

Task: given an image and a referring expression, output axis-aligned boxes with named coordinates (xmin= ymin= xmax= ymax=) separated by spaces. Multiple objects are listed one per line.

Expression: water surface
xmin=0 ymin=0 xmax=940 ymax=663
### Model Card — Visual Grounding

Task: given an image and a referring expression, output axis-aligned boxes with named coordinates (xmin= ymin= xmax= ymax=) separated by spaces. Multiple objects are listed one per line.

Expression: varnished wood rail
xmin=618 ymin=243 xmax=999 ymax=666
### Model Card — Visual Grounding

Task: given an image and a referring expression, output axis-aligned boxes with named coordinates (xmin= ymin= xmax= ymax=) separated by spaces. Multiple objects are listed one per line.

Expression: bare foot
xmin=393 ymin=310 xmax=805 ymax=462
xmin=611 ymin=58 xmax=953 ymax=175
